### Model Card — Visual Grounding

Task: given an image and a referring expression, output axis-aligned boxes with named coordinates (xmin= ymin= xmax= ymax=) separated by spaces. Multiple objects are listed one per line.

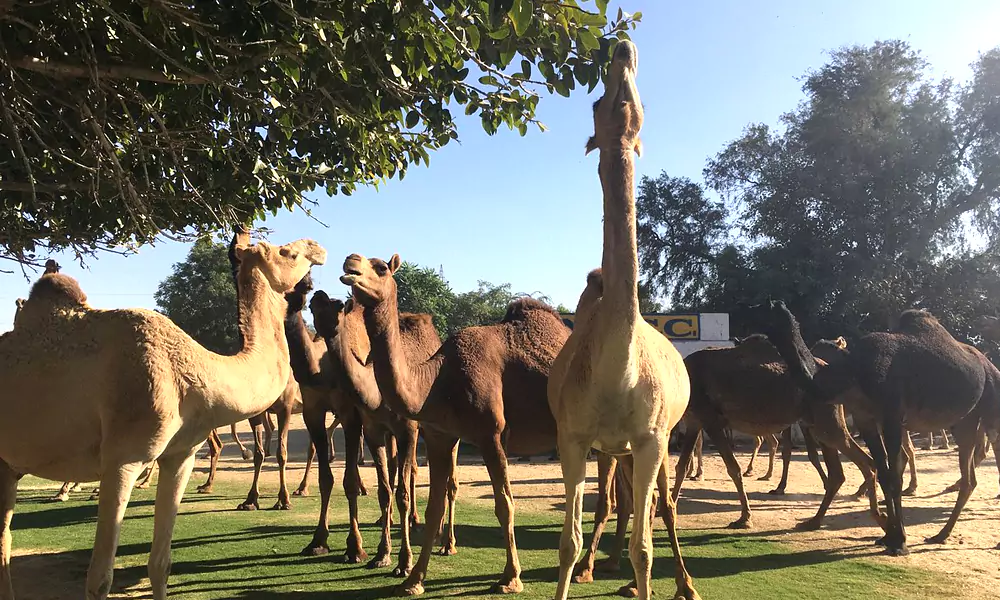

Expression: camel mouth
xmin=340 ymin=273 xmax=360 ymax=286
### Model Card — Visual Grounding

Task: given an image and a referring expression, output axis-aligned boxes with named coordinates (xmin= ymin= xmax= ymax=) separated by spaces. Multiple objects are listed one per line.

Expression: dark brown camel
xmin=755 ymin=301 xmax=999 ymax=555
xmin=307 ymin=287 xmax=453 ymax=575
xmin=672 ymin=333 xmax=881 ymax=531
xmin=342 ymin=253 xmax=568 ymax=596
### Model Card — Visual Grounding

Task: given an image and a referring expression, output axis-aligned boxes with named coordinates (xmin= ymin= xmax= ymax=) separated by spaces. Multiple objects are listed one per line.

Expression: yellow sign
xmin=559 ymin=313 xmax=701 ymax=340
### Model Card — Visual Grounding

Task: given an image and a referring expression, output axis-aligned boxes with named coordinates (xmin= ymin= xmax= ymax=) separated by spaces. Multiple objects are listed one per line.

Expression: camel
xmin=342 ymin=254 xmax=569 ymax=596
xmin=289 ymin=277 xmax=442 ymax=576
xmin=0 ymin=234 xmax=326 ymax=600
xmin=922 ymin=430 xmax=951 ymax=450
xmin=672 ymin=331 xmax=881 ymax=532
xmin=546 ymin=40 xmax=699 ymax=600
xmin=754 ymin=301 xmax=1000 ymax=555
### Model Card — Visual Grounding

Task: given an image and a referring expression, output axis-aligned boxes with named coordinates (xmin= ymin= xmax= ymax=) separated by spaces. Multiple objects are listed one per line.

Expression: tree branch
xmin=7 ymin=56 xmax=214 ymax=84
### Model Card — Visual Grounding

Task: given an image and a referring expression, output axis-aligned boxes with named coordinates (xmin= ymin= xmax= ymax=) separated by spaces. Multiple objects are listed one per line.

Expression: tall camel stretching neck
xmin=362 ymin=289 xmax=444 ymax=420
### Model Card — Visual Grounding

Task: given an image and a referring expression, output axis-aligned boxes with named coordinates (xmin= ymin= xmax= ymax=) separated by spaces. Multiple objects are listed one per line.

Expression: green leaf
xmin=596 ymin=0 xmax=609 ymax=13
xmin=487 ymin=23 xmax=511 ymax=40
xmin=520 ymin=59 xmax=532 ymax=79
xmin=633 ymin=11 xmax=643 ymax=21
xmin=509 ymin=0 xmax=531 ymax=36
xmin=465 ymin=25 xmax=481 ymax=50
xmin=490 ymin=0 xmax=515 ymax=28
xmin=406 ymin=110 xmax=420 ymax=128
xmin=578 ymin=28 xmax=599 ymax=52
xmin=390 ymin=64 xmax=403 ymax=77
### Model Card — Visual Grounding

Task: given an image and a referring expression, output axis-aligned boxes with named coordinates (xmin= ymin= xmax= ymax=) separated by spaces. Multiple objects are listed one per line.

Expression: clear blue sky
xmin=3 ymin=0 xmax=999 ymax=331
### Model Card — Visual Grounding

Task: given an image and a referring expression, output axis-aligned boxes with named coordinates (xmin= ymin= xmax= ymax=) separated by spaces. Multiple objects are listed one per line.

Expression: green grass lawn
xmin=11 ymin=476 xmax=951 ymax=599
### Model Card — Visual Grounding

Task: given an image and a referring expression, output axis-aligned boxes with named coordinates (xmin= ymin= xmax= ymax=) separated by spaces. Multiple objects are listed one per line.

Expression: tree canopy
xmin=154 ymin=238 xmax=239 ymax=354
xmin=637 ymin=40 xmax=1000 ymax=350
xmin=0 ymin=0 xmax=640 ymax=264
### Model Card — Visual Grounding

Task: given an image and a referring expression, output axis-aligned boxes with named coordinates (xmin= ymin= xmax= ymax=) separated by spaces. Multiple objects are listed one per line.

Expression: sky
xmin=3 ymin=0 xmax=1000 ymax=331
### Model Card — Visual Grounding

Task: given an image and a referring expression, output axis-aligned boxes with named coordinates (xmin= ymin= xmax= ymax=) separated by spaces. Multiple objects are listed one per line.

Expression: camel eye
xmin=375 ymin=264 xmax=387 ymax=274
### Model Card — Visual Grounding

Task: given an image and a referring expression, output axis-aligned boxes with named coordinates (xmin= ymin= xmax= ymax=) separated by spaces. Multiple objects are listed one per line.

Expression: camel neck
xmin=363 ymin=294 xmax=438 ymax=419
xmin=216 ymin=267 xmax=291 ymax=417
xmin=600 ymin=147 xmax=640 ymax=324
xmin=336 ymin=307 xmax=383 ymax=412
xmin=284 ymin=308 xmax=323 ymax=388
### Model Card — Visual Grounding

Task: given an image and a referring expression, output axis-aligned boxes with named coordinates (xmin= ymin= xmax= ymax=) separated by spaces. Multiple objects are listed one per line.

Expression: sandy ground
xmin=14 ymin=416 xmax=1000 ymax=598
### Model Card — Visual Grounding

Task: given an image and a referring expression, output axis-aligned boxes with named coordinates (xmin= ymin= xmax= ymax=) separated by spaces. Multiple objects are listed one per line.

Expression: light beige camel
xmin=547 ymin=40 xmax=699 ymax=600
xmin=0 ymin=235 xmax=325 ymax=600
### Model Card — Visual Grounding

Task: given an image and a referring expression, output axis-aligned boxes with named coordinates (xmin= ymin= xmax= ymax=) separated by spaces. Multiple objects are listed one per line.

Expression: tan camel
xmin=755 ymin=301 xmax=999 ymax=555
xmin=342 ymin=255 xmax=568 ymax=596
xmin=547 ymin=40 xmax=699 ymax=600
xmin=290 ymin=275 xmax=443 ymax=576
xmin=0 ymin=235 xmax=325 ymax=600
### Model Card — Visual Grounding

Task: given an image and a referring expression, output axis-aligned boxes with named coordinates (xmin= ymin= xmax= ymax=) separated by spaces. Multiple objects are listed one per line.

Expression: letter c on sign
xmin=664 ymin=317 xmax=696 ymax=339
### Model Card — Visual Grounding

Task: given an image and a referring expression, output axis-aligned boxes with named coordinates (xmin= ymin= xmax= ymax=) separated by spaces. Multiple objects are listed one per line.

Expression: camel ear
xmin=835 ymin=336 xmax=847 ymax=349
xmin=232 ymin=242 xmax=254 ymax=261
xmin=585 ymin=136 xmax=598 ymax=155
xmin=634 ymin=137 xmax=643 ymax=157
xmin=388 ymin=254 xmax=401 ymax=274
xmin=343 ymin=298 xmax=354 ymax=313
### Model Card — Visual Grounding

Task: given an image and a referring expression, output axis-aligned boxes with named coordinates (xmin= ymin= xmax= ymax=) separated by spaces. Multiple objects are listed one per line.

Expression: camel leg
xmin=301 ymin=404 xmax=334 ymax=556
xmin=927 ymin=417 xmax=979 ymax=543
xmin=294 ymin=441 xmax=315 ymax=497
xmin=0 ymin=461 xmax=19 ymax=600
xmin=196 ymin=430 xmax=223 ymax=494
xmin=135 ymin=462 xmax=157 ymax=490
xmin=703 ymin=424 xmax=753 ymax=528
xmin=802 ymin=426 xmax=828 ymax=488
xmin=263 ymin=412 xmax=276 ymax=458
xmin=671 ymin=426 xmax=701 ymax=504
xmin=85 ymin=461 xmax=145 ymax=600
xmin=479 ymin=434 xmax=523 ymax=593
xmin=944 ymin=428 xmax=988 ymax=494
xmin=687 ymin=431 xmax=703 ymax=481
xmin=366 ymin=432 xmax=394 ymax=570
xmin=53 ymin=481 xmax=77 ymax=502
xmin=901 ymin=431 xmax=918 ymax=496
xmin=573 ymin=452 xmax=617 ymax=583
xmin=329 ymin=416 xmax=341 ymax=462
xmin=795 ymin=441 xmax=845 ymax=530
xmin=602 ymin=458 xmax=632 ymax=577
xmin=231 ymin=422 xmax=251 ymax=461
xmin=554 ymin=436 xmax=591 ymax=600
xmin=761 ymin=433 xmax=778 ymax=480
xmin=811 ymin=410 xmax=883 ymax=527
xmin=939 ymin=429 xmax=952 ymax=450
xmin=859 ymin=417 xmax=905 ymax=555
xmin=438 ymin=443 xmax=459 ymax=554
xmin=393 ymin=426 xmax=418 ymax=575
xmin=148 ymin=450 xmax=197 ymax=600
xmin=770 ymin=428 xmax=793 ymax=494
xmin=397 ymin=434 xmax=458 ymax=597
xmin=653 ymin=441 xmax=700 ymax=600
xmin=743 ymin=436 xmax=763 ymax=478
xmin=236 ymin=416 xmax=266 ymax=511
xmin=922 ymin=431 xmax=933 ymax=451
xmin=342 ymin=411 xmax=368 ymax=564
xmin=269 ymin=405 xmax=293 ymax=510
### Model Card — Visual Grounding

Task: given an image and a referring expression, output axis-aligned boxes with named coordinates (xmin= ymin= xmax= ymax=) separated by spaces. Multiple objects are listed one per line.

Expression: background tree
xmin=0 ymin=1 xmax=640 ymax=264
xmin=635 ymin=41 xmax=1000 ymax=342
xmin=449 ymin=281 xmax=517 ymax=331
xmin=154 ymin=238 xmax=239 ymax=353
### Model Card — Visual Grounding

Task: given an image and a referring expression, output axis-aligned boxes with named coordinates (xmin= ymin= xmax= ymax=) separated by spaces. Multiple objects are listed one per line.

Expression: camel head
xmin=340 ymin=253 xmax=401 ymax=308
xmin=285 ymin=272 xmax=315 ymax=316
xmin=232 ymin=238 xmax=327 ymax=294
xmin=43 ymin=259 xmax=60 ymax=274
xmin=309 ymin=289 xmax=346 ymax=341
xmin=14 ymin=298 xmax=24 ymax=311
xmin=811 ymin=337 xmax=850 ymax=365
xmin=586 ymin=39 xmax=643 ymax=157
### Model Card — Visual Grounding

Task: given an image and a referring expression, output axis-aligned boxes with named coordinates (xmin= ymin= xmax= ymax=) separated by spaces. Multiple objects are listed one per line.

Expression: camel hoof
xmin=241 ymin=450 xmax=253 ymax=461
xmin=292 ymin=488 xmax=308 ymax=497
xmin=572 ymin=569 xmax=594 ymax=584
xmin=236 ymin=502 xmax=259 ymax=511
xmin=196 ymin=486 xmax=212 ymax=494
xmin=795 ymin=518 xmax=822 ymax=531
xmin=491 ymin=577 xmax=523 ymax=594
xmin=925 ymin=533 xmax=948 ymax=545
xmin=52 ymin=494 xmax=69 ymax=502
xmin=341 ymin=549 xmax=369 ymax=564
xmin=758 ymin=474 xmax=773 ymax=481
xmin=942 ymin=484 xmax=960 ymax=494
xmin=394 ymin=582 xmax=425 ymax=596
xmin=301 ymin=543 xmax=330 ymax=557
xmin=885 ymin=544 xmax=910 ymax=557
xmin=270 ymin=501 xmax=291 ymax=510
xmin=728 ymin=517 xmax=752 ymax=530
xmin=616 ymin=581 xmax=640 ymax=598
xmin=366 ymin=553 xmax=392 ymax=569
xmin=874 ymin=536 xmax=886 ymax=547
xmin=436 ymin=545 xmax=457 ymax=556
xmin=392 ymin=565 xmax=412 ymax=578
xmin=742 ymin=469 xmax=754 ymax=478
xmin=768 ymin=487 xmax=786 ymax=496
xmin=135 ymin=482 xmax=150 ymax=490
xmin=359 ymin=488 xmax=369 ymax=497
xmin=902 ymin=486 xmax=918 ymax=496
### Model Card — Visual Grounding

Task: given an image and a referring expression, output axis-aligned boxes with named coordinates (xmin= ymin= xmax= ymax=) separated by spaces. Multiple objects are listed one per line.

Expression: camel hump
xmin=501 ymin=297 xmax=561 ymax=323
xmin=895 ymin=309 xmax=944 ymax=335
xmin=399 ymin=312 xmax=434 ymax=332
xmin=28 ymin=273 xmax=88 ymax=306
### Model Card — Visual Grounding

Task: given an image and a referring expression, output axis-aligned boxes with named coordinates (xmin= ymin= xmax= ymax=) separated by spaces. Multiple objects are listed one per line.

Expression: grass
xmin=10 ymin=475 xmax=953 ymax=599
